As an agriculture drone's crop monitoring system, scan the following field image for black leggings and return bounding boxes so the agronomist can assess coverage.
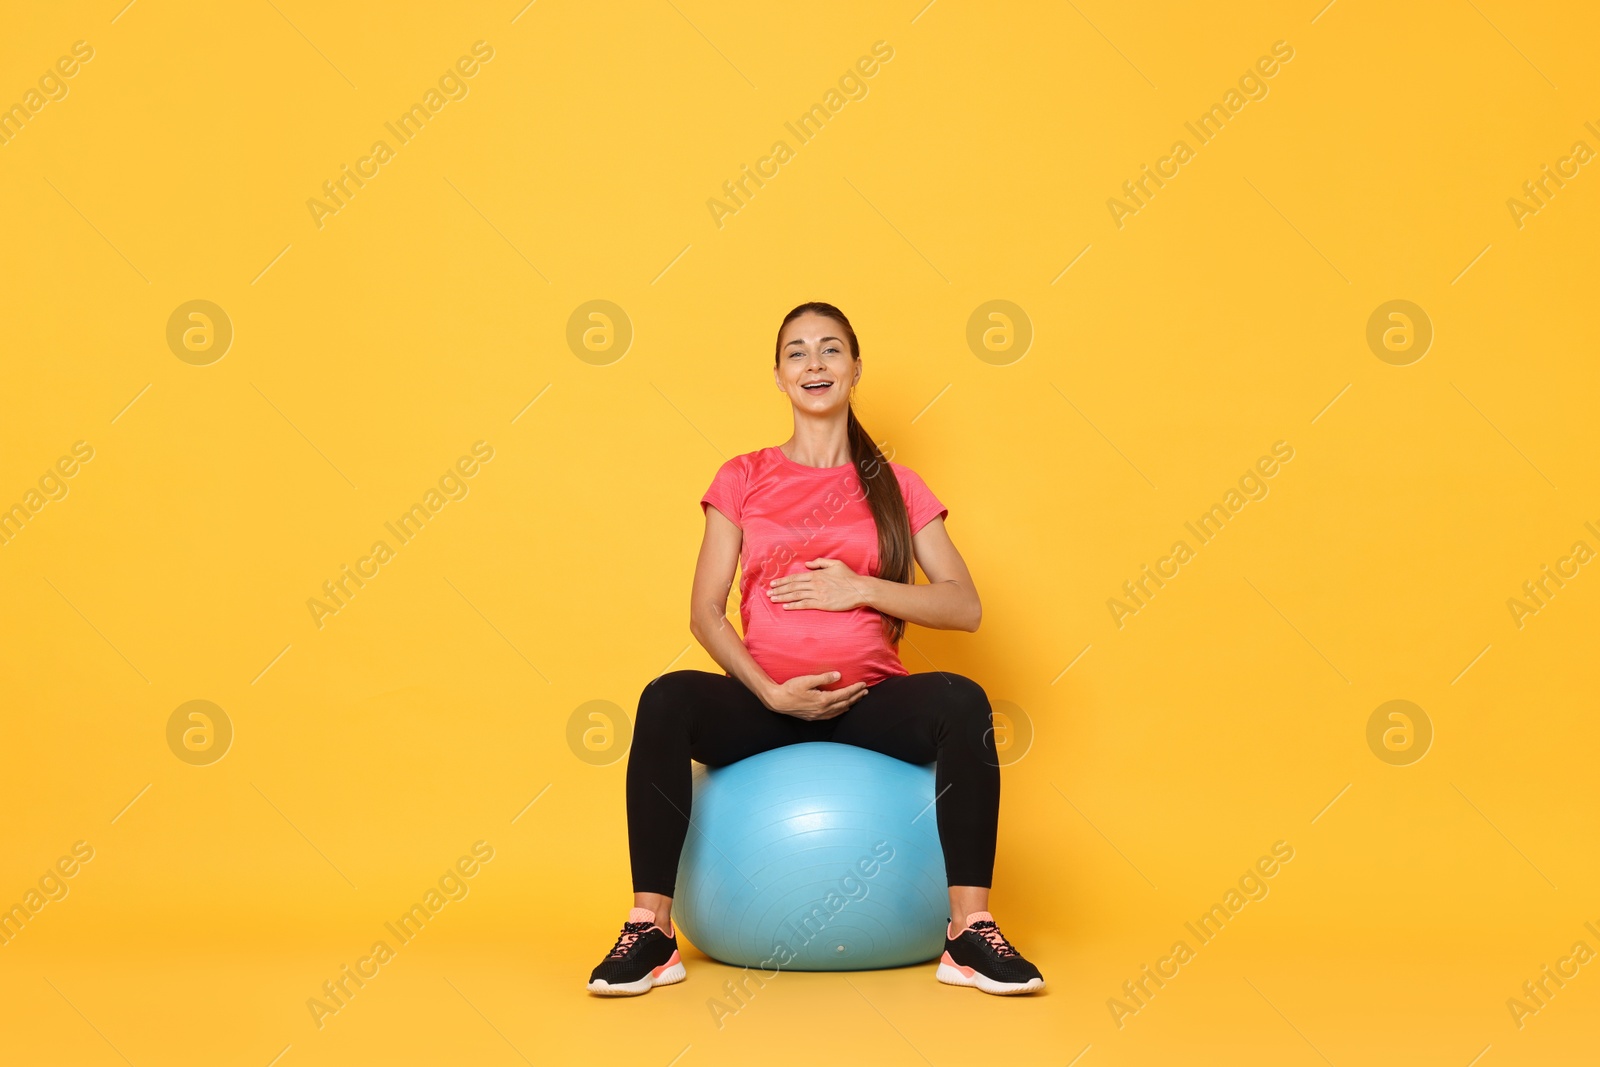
[625,668,1001,895]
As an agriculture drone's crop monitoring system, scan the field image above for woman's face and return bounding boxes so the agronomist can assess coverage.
[774,312,859,411]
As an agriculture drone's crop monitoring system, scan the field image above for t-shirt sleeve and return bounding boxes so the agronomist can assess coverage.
[700,455,748,526]
[897,465,948,535]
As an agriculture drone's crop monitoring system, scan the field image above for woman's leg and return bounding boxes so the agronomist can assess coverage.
[625,669,821,928]
[828,671,1000,928]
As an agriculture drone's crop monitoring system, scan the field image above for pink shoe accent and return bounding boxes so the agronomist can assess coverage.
[651,950,682,977]
[940,951,976,978]
[957,912,1021,958]
[949,910,993,938]
[627,907,674,937]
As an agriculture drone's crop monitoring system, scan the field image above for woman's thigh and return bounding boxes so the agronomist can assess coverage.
[640,669,827,767]
[828,671,995,766]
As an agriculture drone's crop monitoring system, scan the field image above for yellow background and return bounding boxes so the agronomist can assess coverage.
[3,1,1597,1064]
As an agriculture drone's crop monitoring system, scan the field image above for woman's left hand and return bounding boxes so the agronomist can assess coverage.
[767,558,868,612]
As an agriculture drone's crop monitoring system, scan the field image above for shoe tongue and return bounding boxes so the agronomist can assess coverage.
[626,907,657,924]
[964,911,994,927]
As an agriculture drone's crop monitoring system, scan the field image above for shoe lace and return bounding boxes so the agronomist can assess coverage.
[967,920,1019,958]
[607,920,655,959]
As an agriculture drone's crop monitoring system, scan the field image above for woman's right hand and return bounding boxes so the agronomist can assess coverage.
[762,672,868,720]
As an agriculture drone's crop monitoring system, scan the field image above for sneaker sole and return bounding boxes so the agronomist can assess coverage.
[936,960,1044,996]
[587,955,686,997]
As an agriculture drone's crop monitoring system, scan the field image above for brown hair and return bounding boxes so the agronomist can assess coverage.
[774,302,912,646]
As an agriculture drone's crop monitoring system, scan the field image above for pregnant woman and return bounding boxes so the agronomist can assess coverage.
[587,302,1044,997]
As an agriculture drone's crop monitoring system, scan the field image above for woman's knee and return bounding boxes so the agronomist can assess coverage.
[635,669,700,737]
[934,674,991,720]
[951,673,989,703]
[934,674,996,760]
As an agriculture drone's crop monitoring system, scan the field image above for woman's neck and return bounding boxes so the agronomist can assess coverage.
[779,424,851,469]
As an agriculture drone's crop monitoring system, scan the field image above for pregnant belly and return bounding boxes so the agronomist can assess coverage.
[743,599,893,690]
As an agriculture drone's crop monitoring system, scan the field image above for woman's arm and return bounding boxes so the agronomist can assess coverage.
[856,516,981,632]
[688,506,778,699]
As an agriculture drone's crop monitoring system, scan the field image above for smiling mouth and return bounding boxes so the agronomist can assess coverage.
[802,381,833,392]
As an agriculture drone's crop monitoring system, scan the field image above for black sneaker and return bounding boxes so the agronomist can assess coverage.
[587,907,686,996]
[935,911,1044,995]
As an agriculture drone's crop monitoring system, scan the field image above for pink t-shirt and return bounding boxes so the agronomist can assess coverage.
[700,446,948,690]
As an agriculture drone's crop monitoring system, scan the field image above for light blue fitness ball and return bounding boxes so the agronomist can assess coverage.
[671,742,947,971]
